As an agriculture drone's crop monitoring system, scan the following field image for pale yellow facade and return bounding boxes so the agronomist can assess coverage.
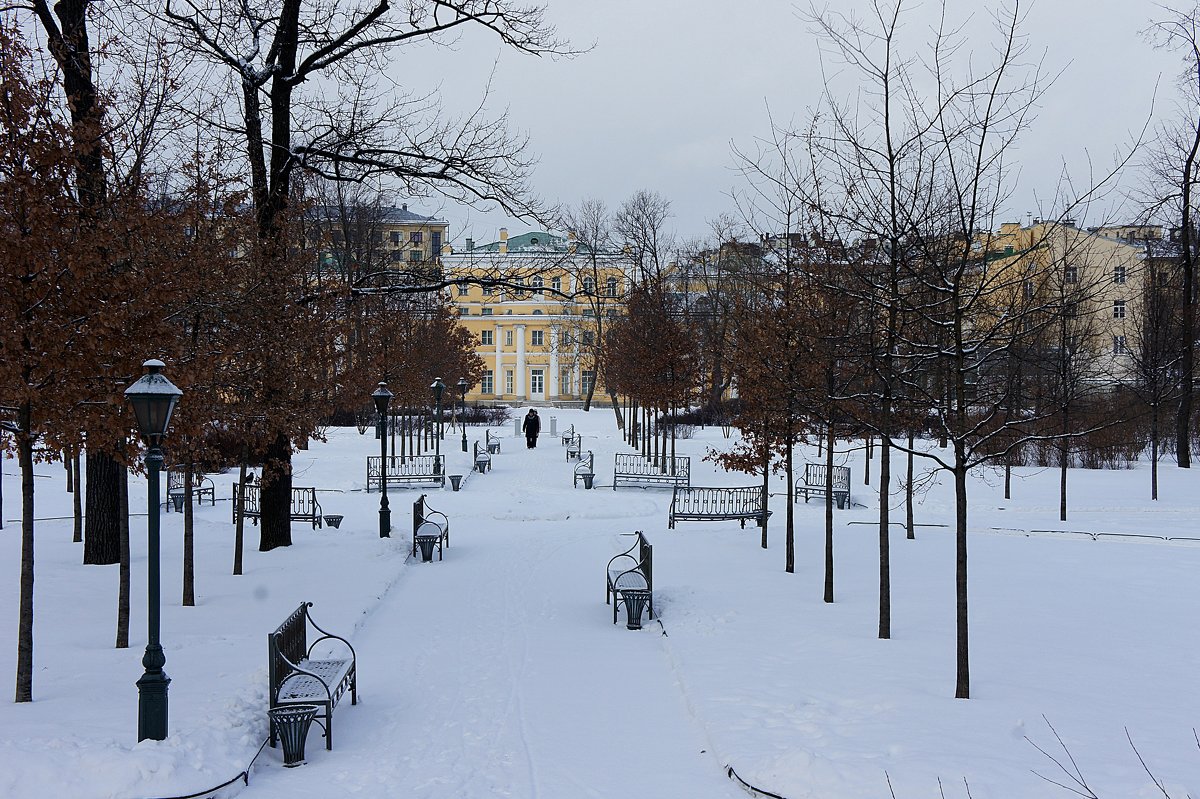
[443,230,628,404]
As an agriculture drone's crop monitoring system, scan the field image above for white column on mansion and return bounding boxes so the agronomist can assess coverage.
[549,326,560,399]
[515,324,527,399]
[494,324,502,397]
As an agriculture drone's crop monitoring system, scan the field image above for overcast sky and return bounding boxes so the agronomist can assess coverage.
[399,0,1185,247]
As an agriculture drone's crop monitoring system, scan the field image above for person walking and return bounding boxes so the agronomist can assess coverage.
[522,408,541,449]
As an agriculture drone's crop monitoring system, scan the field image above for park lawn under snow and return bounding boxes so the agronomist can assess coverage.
[0,407,1198,799]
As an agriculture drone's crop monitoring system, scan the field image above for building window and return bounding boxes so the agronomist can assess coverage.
[1113,300,1126,319]
[390,231,400,245]
[582,331,595,346]
[561,368,571,393]
[481,307,493,316]
[505,329,513,347]
[409,250,422,262]
[391,250,404,262]
[582,308,595,317]
[505,369,514,394]
[1064,264,1078,284]
[583,277,595,294]
[481,370,494,394]
[530,369,544,394]
[1113,335,1127,355]
[1023,279,1035,300]
[607,309,618,318]
[531,330,544,346]
[457,282,468,296]
[606,277,618,296]
[532,309,543,315]
[480,330,493,346]
[532,276,544,294]
[431,232,441,257]
[410,231,423,244]
[582,369,595,395]
[1114,265,1127,284]
[551,276,562,292]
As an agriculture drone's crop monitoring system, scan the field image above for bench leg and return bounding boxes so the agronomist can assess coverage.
[325,707,332,750]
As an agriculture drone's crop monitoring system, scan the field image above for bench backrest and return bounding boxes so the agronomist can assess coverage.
[233,481,262,517]
[614,453,691,480]
[671,486,762,516]
[804,463,850,491]
[367,454,445,480]
[474,441,489,459]
[609,531,653,589]
[574,451,594,474]
[292,487,321,518]
[486,429,497,445]
[268,603,310,701]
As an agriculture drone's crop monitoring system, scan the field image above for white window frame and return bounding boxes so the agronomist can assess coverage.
[1113,300,1126,319]
[480,330,493,346]
[531,329,544,347]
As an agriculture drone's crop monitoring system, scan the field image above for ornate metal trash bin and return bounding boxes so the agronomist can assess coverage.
[621,589,650,630]
[449,474,463,491]
[268,704,320,767]
[581,473,594,490]
[170,494,185,513]
[323,514,343,529]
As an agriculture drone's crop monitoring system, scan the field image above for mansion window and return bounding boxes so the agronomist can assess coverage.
[505,369,514,394]
[481,307,493,315]
[1113,265,1127,284]
[1113,300,1126,319]
[1113,335,1127,355]
[480,330,493,346]
[505,330,514,347]
[409,250,422,262]
[390,231,400,244]
[582,369,595,395]
[606,277,618,296]
[410,231,423,244]
[582,331,595,346]
[481,370,494,394]
[391,250,404,262]
[1064,264,1078,284]
[532,276,544,294]
[583,277,595,294]
[551,276,562,292]
[531,330,544,346]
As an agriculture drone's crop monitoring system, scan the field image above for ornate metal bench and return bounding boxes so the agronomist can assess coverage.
[473,440,492,473]
[669,486,770,529]
[565,433,582,460]
[412,494,449,562]
[366,454,445,491]
[560,425,576,446]
[573,450,595,488]
[612,453,690,490]
[486,429,501,454]
[606,532,653,629]
[268,602,356,751]
[233,480,323,529]
[795,463,850,509]
[166,468,216,512]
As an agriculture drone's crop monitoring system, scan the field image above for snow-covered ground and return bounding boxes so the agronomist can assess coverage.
[1,408,1198,798]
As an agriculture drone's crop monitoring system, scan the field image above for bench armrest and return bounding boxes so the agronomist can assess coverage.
[304,609,357,666]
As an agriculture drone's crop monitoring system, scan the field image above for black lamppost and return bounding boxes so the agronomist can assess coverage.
[372,382,393,538]
[457,377,469,453]
[431,377,445,468]
[124,359,182,742]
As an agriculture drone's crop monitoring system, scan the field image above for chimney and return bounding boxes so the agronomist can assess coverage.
[499,227,509,255]
[465,237,474,251]
[401,203,408,212]
[567,229,577,254]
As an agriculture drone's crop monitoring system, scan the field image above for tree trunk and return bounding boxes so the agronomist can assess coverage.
[785,437,794,574]
[824,423,835,603]
[878,434,891,639]
[259,433,293,551]
[15,408,35,703]
[84,449,124,564]
[609,391,624,430]
[182,468,195,606]
[954,456,970,700]
[906,432,915,540]
[72,451,82,544]
[864,435,872,485]
[1151,404,1160,501]
[233,456,247,575]
[116,465,129,649]
[1059,407,1069,522]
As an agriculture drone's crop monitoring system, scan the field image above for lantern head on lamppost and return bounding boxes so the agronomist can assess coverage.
[125,359,182,448]
[123,358,182,743]
[457,377,469,452]
[372,382,393,538]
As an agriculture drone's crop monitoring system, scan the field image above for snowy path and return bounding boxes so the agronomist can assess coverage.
[254,430,743,798]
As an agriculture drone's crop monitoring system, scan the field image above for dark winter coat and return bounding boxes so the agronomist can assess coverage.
[522,413,541,437]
